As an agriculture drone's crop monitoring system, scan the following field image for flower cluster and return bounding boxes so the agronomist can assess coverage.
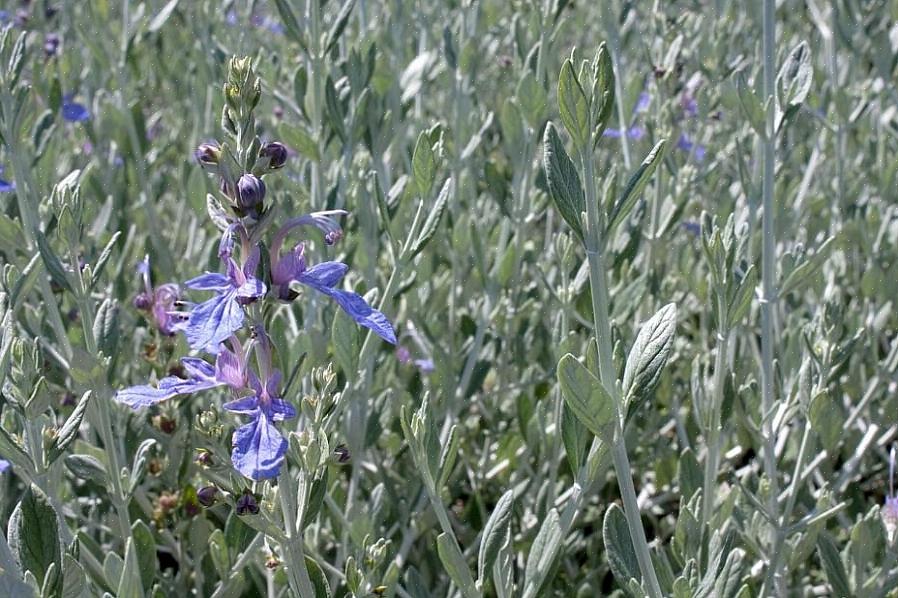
[116,57,395,480]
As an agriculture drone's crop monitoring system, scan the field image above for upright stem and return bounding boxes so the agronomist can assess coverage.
[701,293,729,538]
[581,148,662,597]
[760,0,782,592]
[278,468,316,598]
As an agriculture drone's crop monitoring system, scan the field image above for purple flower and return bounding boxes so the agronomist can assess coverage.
[235,490,259,515]
[676,133,706,162]
[0,166,14,193]
[197,486,218,507]
[269,212,396,344]
[260,142,288,170]
[414,359,435,374]
[0,459,10,473]
[634,92,650,114]
[226,369,296,480]
[195,142,221,166]
[62,95,90,123]
[602,126,645,140]
[236,173,266,213]
[115,343,247,408]
[680,221,701,237]
[682,94,698,118]
[184,249,267,352]
[44,33,60,57]
[134,256,184,336]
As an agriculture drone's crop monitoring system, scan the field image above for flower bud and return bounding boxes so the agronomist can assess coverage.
[44,33,60,58]
[133,292,152,310]
[236,173,265,212]
[195,142,221,166]
[197,485,218,507]
[236,490,260,515]
[260,142,288,170]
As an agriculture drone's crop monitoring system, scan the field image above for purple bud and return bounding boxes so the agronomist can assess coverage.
[133,292,152,310]
[235,490,259,515]
[195,142,221,166]
[195,450,213,466]
[260,142,288,170]
[197,486,218,507]
[324,230,342,246]
[333,444,351,464]
[236,174,266,211]
[44,33,60,57]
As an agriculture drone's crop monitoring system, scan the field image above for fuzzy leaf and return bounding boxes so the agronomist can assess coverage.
[8,485,61,597]
[622,303,677,407]
[557,59,590,149]
[607,140,666,237]
[543,122,585,241]
[412,131,437,197]
[48,391,91,464]
[603,503,640,586]
[558,353,615,442]
[409,177,452,258]
[436,533,477,597]
[478,490,514,583]
[522,509,562,598]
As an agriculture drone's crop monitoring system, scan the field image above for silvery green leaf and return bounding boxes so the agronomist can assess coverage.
[561,403,590,474]
[808,390,842,452]
[492,527,514,598]
[780,236,834,296]
[522,508,561,598]
[324,76,346,143]
[557,353,615,442]
[436,533,477,598]
[607,140,666,239]
[816,532,850,598]
[543,122,585,241]
[279,123,319,160]
[130,520,156,592]
[5,31,26,88]
[331,307,359,375]
[272,0,308,50]
[677,448,702,503]
[591,43,615,137]
[35,231,72,294]
[208,530,229,580]
[65,454,108,486]
[148,0,179,32]
[89,231,122,291]
[734,72,766,138]
[409,177,452,259]
[603,503,640,587]
[30,110,55,164]
[324,0,357,54]
[622,303,677,407]
[557,58,590,149]
[412,131,437,197]
[306,555,332,598]
[776,41,812,130]
[0,425,35,477]
[8,485,61,597]
[93,298,119,356]
[478,489,514,583]
[437,424,460,490]
[726,265,756,328]
[128,439,156,496]
[61,554,85,598]
[516,71,546,128]
[48,391,91,464]
[116,538,142,598]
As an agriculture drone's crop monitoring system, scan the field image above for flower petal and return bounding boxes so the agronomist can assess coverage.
[185,291,244,352]
[223,395,261,415]
[266,398,296,422]
[298,261,348,288]
[231,413,287,480]
[185,272,231,290]
[235,277,267,300]
[215,348,246,389]
[62,101,90,122]
[298,271,396,344]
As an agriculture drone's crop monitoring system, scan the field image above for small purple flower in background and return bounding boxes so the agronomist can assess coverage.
[396,346,412,364]
[634,91,650,114]
[62,94,90,123]
[184,246,266,352]
[681,94,698,118]
[680,221,701,237]
[676,133,706,162]
[44,33,60,57]
[603,126,645,140]
[0,459,10,473]
[0,166,15,193]
[134,256,184,336]
[884,445,898,545]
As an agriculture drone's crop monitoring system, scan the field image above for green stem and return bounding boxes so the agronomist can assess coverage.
[760,0,782,591]
[701,295,729,538]
[581,147,662,597]
[278,468,316,598]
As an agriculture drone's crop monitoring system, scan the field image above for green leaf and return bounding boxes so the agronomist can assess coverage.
[816,532,851,598]
[116,538,142,598]
[780,237,834,296]
[148,0,179,32]
[516,71,546,128]
[591,43,615,138]
[305,555,331,598]
[734,72,766,138]
[437,424,460,490]
[48,391,91,464]
[89,231,122,291]
[522,509,562,598]
[726,265,756,328]
[478,490,514,583]
[8,485,61,597]
[557,59,590,149]
[557,353,615,442]
[92,298,119,356]
[607,140,666,238]
[35,231,72,294]
[603,503,640,586]
[208,529,229,579]
[324,0,357,54]
[0,424,35,477]
[130,520,156,592]
[412,131,437,197]
[6,31,26,88]
[622,303,677,407]
[808,390,842,452]
[436,533,477,597]
[409,177,452,258]
[279,123,319,161]
[777,40,812,130]
[64,454,109,487]
[677,448,702,503]
[30,110,56,165]
[331,308,359,375]
[561,402,590,475]
[272,0,308,49]
[543,122,585,241]
[61,554,85,598]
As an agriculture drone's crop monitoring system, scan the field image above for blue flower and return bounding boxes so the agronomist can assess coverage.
[184,249,267,352]
[0,459,10,473]
[0,166,14,193]
[226,369,296,480]
[676,133,706,162]
[62,95,90,122]
[602,126,645,140]
[634,92,650,114]
[115,345,247,408]
[271,243,396,344]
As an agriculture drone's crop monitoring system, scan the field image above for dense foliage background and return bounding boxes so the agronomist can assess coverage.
[0,0,897,596]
